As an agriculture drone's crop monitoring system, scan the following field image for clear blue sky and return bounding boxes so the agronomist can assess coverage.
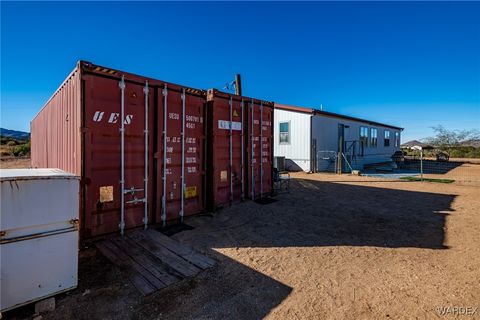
[1,1,479,142]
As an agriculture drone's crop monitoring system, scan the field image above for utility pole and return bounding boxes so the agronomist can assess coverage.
[235,74,242,96]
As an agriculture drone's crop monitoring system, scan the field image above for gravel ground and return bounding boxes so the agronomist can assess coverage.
[4,170,480,320]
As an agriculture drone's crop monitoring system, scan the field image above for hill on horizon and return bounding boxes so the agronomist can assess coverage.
[0,128,30,141]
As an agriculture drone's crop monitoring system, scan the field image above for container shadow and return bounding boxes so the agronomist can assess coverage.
[134,250,292,320]
[179,178,456,250]
[9,244,292,320]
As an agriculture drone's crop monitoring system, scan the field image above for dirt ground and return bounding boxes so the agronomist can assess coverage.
[4,171,480,320]
[0,157,31,169]
[423,162,480,186]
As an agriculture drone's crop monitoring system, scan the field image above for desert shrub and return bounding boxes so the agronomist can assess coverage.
[11,141,30,157]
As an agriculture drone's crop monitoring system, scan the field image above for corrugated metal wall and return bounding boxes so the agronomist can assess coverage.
[30,61,275,238]
[31,67,82,176]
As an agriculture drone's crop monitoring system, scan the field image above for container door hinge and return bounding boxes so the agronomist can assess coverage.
[69,219,80,231]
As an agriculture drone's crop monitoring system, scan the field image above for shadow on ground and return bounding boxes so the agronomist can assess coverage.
[178,178,456,249]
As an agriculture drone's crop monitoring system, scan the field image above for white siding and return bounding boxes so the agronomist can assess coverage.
[274,109,312,171]
[311,114,401,170]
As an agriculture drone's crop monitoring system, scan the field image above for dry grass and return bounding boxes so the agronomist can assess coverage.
[0,157,31,169]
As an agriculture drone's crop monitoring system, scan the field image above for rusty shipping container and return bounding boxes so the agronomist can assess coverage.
[31,61,207,238]
[206,89,274,210]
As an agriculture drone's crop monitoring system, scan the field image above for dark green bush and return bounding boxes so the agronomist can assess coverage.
[11,141,30,157]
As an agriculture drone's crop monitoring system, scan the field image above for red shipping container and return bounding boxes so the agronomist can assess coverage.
[206,90,273,210]
[31,61,206,238]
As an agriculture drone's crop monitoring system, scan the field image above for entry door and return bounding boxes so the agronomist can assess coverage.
[83,74,153,237]
[338,124,345,153]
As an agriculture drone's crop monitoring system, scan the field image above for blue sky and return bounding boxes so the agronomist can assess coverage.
[1,1,479,142]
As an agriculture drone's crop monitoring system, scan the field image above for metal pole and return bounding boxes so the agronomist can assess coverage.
[180,88,186,221]
[162,85,168,226]
[260,101,263,198]
[229,96,233,203]
[338,136,343,174]
[235,74,242,96]
[251,99,255,199]
[119,75,126,236]
[241,99,245,201]
[420,149,423,181]
[143,80,149,229]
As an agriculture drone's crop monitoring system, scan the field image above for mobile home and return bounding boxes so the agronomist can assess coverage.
[274,104,403,172]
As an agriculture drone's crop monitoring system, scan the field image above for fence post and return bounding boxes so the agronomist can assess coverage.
[420,149,424,181]
[337,136,344,174]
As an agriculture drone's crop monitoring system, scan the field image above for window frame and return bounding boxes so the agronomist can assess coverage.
[279,121,291,144]
[370,128,378,148]
[359,126,369,148]
[395,131,400,147]
[384,130,391,147]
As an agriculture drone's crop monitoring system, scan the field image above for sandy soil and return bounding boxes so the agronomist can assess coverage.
[0,157,31,169]
[423,157,480,164]
[5,172,480,320]
[423,162,480,186]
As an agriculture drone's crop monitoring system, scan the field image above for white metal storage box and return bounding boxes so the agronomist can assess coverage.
[0,169,79,312]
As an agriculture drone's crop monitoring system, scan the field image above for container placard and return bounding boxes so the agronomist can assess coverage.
[218,120,242,131]
[185,186,197,199]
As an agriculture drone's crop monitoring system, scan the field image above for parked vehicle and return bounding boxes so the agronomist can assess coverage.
[436,152,450,162]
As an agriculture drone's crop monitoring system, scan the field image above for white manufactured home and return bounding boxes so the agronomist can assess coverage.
[274,104,403,172]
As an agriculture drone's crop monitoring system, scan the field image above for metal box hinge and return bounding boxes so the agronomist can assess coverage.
[69,219,80,230]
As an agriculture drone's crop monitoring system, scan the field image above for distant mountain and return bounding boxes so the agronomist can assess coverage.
[461,139,480,148]
[0,128,30,140]
[402,139,480,148]
[401,140,428,147]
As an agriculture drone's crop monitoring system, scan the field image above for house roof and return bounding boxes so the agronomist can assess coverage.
[275,103,404,131]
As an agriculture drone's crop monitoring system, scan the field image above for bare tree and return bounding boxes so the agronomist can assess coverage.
[424,126,480,151]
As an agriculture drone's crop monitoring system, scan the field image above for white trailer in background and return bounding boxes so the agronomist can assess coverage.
[274,104,403,172]
[0,169,79,312]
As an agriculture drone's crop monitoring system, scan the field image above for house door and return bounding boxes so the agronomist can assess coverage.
[338,124,345,153]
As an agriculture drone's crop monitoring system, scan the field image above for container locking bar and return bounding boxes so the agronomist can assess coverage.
[143,80,149,228]
[161,84,168,226]
[241,99,245,201]
[229,96,233,203]
[180,88,186,221]
[119,75,126,235]
[250,99,255,199]
[260,101,264,198]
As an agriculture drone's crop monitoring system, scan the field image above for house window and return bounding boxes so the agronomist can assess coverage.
[279,122,290,144]
[384,130,391,147]
[360,126,368,147]
[395,132,400,147]
[370,128,378,147]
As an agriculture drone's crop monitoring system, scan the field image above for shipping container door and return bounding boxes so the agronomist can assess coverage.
[156,86,205,225]
[83,75,153,237]
[209,96,245,208]
[247,101,273,199]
